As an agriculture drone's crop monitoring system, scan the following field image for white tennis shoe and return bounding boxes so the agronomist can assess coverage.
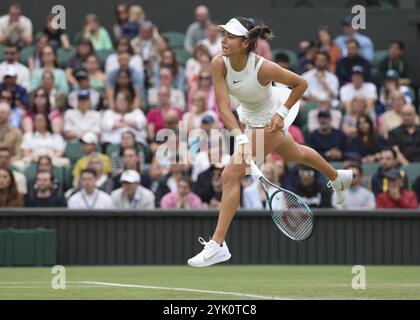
[188,237,231,267]
[328,169,353,205]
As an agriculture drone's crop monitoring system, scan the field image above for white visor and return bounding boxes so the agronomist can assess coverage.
[218,18,249,37]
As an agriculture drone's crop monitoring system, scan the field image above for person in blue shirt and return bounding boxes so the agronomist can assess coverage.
[335,15,374,63]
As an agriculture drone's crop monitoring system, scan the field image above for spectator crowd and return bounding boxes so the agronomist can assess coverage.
[0,3,419,210]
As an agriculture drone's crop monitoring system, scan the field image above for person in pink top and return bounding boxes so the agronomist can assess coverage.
[160,176,203,209]
[146,85,183,142]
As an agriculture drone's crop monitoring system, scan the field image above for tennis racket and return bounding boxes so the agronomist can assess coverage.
[249,160,314,241]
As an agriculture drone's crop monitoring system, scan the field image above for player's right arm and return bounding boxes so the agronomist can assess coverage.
[211,55,241,135]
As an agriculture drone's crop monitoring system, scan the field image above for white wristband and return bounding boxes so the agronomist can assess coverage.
[276,105,289,119]
[235,134,250,145]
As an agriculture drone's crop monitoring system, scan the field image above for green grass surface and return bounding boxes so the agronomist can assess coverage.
[0,266,419,300]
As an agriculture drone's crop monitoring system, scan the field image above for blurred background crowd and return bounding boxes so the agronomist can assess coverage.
[0,3,419,210]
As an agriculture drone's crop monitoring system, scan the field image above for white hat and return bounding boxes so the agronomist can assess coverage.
[218,18,249,37]
[80,132,98,144]
[120,170,140,183]
[3,64,17,77]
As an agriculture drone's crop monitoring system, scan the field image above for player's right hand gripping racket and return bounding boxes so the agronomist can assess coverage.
[250,160,314,241]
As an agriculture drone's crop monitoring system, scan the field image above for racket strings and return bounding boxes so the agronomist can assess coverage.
[270,191,313,240]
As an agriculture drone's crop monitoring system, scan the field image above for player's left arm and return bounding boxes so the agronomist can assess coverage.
[258,60,307,131]
[259,60,308,110]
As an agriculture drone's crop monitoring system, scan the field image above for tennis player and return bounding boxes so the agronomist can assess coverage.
[188,17,353,267]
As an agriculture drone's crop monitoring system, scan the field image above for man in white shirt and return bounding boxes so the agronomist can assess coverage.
[67,69,100,109]
[339,65,377,114]
[0,3,33,46]
[0,44,30,90]
[64,89,101,140]
[302,51,339,107]
[111,170,155,209]
[68,168,114,209]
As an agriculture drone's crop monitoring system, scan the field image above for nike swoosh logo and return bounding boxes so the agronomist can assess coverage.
[203,252,219,261]
[233,80,241,84]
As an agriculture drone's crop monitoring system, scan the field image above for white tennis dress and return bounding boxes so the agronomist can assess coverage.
[222,52,300,131]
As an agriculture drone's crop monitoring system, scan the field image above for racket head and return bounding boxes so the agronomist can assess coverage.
[261,177,314,241]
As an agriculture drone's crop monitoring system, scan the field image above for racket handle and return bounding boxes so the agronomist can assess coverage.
[250,160,263,179]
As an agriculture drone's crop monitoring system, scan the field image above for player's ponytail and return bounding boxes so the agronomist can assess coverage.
[235,17,274,53]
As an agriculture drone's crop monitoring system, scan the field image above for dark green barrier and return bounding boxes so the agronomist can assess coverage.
[0,228,57,266]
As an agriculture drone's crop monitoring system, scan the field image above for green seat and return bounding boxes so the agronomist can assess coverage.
[373,50,388,68]
[362,162,380,177]
[402,162,420,184]
[64,141,84,165]
[298,101,318,126]
[24,162,65,183]
[96,49,115,66]
[173,48,191,66]
[19,45,35,66]
[163,31,185,49]
[73,32,83,45]
[106,143,152,165]
[57,46,76,68]
[0,44,5,61]
[330,161,344,170]
[271,48,299,71]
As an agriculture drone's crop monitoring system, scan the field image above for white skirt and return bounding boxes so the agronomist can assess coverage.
[237,86,300,132]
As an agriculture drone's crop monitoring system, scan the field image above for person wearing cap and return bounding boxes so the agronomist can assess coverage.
[0,3,33,46]
[339,65,377,114]
[301,51,339,104]
[307,109,348,161]
[335,39,372,86]
[184,5,212,53]
[71,132,111,188]
[111,170,155,209]
[307,96,342,133]
[376,168,418,209]
[378,40,411,86]
[379,69,413,108]
[67,69,100,109]
[63,89,101,140]
[65,38,96,87]
[334,15,374,63]
[388,104,420,163]
[0,64,29,111]
[67,168,114,209]
[188,17,353,268]
[0,43,30,90]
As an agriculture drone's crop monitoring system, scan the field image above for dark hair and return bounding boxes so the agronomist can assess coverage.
[115,3,129,24]
[35,170,53,182]
[0,167,22,207]
[76,38,95,58]
[81,168,97,178]
[317,26,334,46]
[6,43,20,52]
[346,39,360,48]
[115,36,134,55]
[34,112,52,133]
[275,52,289,63]
[235,17,274,53]
[345,162,363,175]
[381,146,397,159]
[0,89,15,107]
[177,176,192,189]
[0,147,10,154]
[356,114,377,147]
[120,133,138,156]
[316,50,330,62]
[115,70,135,100]
[389,40,404,50]
[30,88,51,115]
[40,45,58,68]
[161,48,180,76]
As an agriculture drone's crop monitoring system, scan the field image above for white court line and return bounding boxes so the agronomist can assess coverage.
[78,281,293,300]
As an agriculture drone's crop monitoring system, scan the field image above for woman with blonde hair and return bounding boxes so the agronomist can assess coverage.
[83,14,113,51]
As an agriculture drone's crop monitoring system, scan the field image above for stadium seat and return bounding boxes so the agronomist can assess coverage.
[173,48,192,66]
[298,101,318,135]
[73,32,83,44]
[19,45,34,66]
[57,46,77,68]
[402,162,420,184]
[0,44,5,61]
[362,162,380,177]
[373,50,388,68]
[330,161,344,170]
[24,162,65,195]
[163,31,185,49]
[271,48,299,71]
[64,141,84,165]
[96,48,115,66]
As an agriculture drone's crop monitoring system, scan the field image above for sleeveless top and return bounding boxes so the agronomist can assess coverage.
[222,52,300,129]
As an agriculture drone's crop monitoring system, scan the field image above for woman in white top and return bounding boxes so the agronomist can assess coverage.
[188,17,354,267]
[20,113,68,169]
[101,90,147,145]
